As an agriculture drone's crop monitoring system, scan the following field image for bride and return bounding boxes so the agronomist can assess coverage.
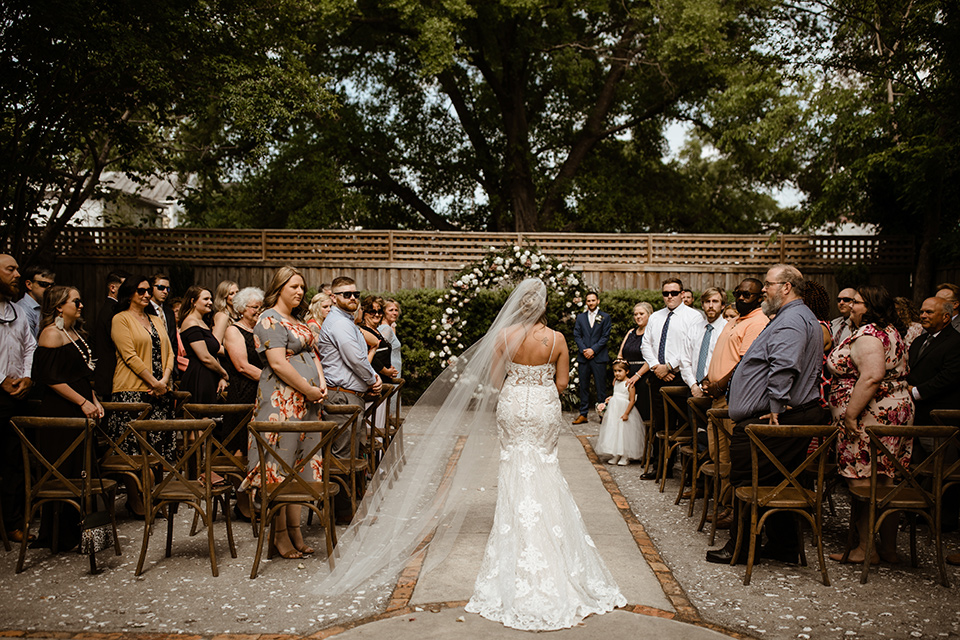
[315,279,625,630]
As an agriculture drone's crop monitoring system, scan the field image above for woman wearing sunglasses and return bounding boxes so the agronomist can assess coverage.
[108,275,177,515]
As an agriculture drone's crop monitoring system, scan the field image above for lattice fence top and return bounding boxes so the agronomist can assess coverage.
[23,228,913,270]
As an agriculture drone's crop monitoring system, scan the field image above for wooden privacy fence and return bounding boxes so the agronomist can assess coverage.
[22,227,915,301]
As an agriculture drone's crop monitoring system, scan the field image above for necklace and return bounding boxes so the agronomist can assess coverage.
[61,326,97,372]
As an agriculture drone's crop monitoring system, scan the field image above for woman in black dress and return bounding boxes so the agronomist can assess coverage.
[357,296,398,382]
[178,286,229,404]
[32,285,105,550]
[617,302,653,421]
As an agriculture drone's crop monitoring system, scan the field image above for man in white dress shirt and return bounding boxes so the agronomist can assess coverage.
[639,278,703,479]
[0,254,37,542]
[830,287,856,345]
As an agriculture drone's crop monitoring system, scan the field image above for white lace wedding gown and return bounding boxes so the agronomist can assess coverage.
[465,361,627,630]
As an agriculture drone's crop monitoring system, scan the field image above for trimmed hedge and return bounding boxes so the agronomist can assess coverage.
[369,287,687,406]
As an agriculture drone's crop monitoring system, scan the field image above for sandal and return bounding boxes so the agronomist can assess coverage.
[290,525,315,555]
[272,527,303,559]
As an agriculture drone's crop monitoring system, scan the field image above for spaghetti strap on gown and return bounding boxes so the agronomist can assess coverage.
[465,339,626,630]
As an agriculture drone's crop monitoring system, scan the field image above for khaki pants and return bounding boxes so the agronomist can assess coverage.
[709,396,733,507]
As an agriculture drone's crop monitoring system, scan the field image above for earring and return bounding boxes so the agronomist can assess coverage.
[55,314,64,331]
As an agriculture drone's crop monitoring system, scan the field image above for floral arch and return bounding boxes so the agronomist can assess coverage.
[429,244,588,370]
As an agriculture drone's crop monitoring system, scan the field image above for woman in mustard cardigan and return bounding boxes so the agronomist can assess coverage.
[106,275,177,514]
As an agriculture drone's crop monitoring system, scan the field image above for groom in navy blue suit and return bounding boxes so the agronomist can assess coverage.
[573,292,612,424]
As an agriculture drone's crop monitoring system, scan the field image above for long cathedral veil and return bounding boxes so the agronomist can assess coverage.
[313,278,549,614]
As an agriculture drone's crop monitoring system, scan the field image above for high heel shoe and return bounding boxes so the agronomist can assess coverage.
[289,525,314,555]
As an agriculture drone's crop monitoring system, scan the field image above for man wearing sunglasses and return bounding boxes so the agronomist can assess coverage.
[639,278,703,479]
[699,278,768,527]
[316,277,382,518]
[146,273,178,352]
[14,265,55,339]
[830,287,857,345]
[0,254,36,544]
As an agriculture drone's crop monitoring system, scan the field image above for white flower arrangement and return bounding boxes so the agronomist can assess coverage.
[427,244,587,372]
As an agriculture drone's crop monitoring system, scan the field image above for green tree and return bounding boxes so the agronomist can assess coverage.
[0,0,335,264]
[187,0,790,233]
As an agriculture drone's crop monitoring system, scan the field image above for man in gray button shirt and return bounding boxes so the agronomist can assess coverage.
[706,264,827,565]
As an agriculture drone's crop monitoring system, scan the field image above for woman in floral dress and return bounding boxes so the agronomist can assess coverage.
[826,284,913,564]
[240,266,327,559]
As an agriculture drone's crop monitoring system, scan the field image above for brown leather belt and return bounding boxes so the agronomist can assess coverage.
[327,385,364,396]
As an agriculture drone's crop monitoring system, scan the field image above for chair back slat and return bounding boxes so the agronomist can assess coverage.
[248,421,342,501]
[129,419,216,502]
[865,425,960,511]
[183,403,255,473]
[10,417,92,501]
[745,424,839,509]
[97,402,152,469]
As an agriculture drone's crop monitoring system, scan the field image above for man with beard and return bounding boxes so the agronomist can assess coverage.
[706,265,825,565]
[316,276,382,523]
[699,278,768,527]
[0,254,37,543]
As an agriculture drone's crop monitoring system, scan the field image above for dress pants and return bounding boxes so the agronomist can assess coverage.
[647,376,689,471]
[0,394,27,531]
[578,358,607,417]
[323,388,365,519]
[725,403,828,554]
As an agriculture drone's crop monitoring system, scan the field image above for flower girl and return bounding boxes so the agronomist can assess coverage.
[595,360,645,465]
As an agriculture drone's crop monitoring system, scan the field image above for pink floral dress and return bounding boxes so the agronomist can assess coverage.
[826,323,914,478]
[240,309,324,491]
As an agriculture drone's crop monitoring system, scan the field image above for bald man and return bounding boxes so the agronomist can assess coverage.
[935,283,960,333]
[907,297,960,426]
[830,287,857,345]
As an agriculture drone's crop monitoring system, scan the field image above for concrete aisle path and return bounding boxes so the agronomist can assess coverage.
[329,425,739,640]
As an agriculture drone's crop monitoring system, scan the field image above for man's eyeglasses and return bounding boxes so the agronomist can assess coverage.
[135,287,151,296]
[0,303,18,325]
[837,297,854,303]
[154,284,169,291]
[334,291,361,299]
[662,290,681,297]
[763,281,786,289]
[733,290,757,299]
[33,280,53,289]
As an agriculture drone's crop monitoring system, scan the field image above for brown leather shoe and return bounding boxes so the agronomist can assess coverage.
[681,488,700,500]
[947,552,960,566]
[9,528,36,543]
[707,507,732,523]
[572,415,588,425]
[715,512,734,530]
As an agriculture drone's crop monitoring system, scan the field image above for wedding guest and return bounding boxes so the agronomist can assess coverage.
[15,265,55,338]
[722,304,739,321]
[239,267,326,558]
[617,302,652,421]
[827,285,914,564]
[379,298,403,414]
[108,275,176,514]
[92,270,128,400]
[0,254,36,543]
[178,286,229,405]
[146,273,177,353]
[306,291,333,336]
[212,280,239,344]
[894,297,923,349]
[357,296,397,382]
[31,285,104,550]
[316,276,381,523]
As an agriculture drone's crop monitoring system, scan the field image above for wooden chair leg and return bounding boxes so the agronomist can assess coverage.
[697,474,711,533]
[674,451,691,505]
[743,506,759,586]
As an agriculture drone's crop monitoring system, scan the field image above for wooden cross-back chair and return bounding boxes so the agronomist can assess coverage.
[733,424,839,586]
[697,408,732,545]
[847,424,960,587]
[657,386,692,492]
[364,381,404,474]
[129,418,237,577]
[10,416,121,574]
[97,402,152,510]
[182,403,255,535]
[323,404,366,521]
[930,410,960,496]
[676,396,712,512]
[247,420,343,578]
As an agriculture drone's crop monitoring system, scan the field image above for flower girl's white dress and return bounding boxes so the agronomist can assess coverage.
[594,380,645,462]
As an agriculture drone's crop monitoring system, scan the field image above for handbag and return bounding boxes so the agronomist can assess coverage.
[78,461,114,555]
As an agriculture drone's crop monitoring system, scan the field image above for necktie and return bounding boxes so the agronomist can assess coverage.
[589,311,595,328]
[696,324,713,381]
[658,311,673,365]
[917,334,933,359]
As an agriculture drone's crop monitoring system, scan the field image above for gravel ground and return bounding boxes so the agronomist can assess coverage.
[571,412,960,640]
